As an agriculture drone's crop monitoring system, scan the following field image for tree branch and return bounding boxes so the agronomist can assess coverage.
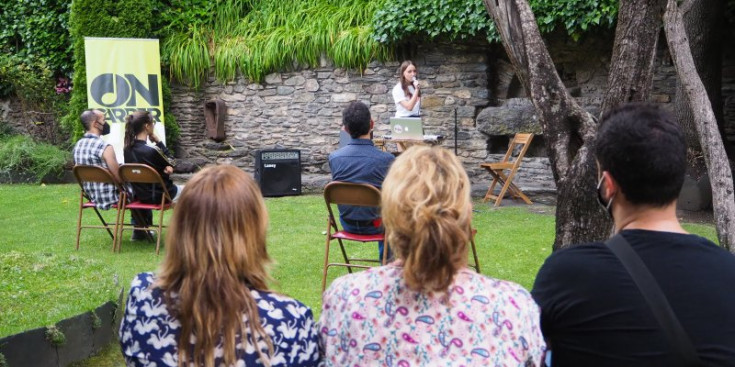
[483,0,607,248]
[664,0,735,249]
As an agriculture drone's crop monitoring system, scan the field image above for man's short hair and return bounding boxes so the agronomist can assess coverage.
[342,101,371,139]
[595,103,686,206]
[79,109,98,131]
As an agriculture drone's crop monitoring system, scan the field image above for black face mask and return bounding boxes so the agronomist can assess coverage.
[100,121,111,136]
[596,176,614,217]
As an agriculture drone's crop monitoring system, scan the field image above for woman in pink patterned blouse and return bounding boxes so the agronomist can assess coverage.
[319,146,546,366]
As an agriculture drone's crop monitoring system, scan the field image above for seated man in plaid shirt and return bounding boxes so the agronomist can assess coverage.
[72,109,150,240]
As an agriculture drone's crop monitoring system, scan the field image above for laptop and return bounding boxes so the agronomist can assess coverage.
[389,117,424,140]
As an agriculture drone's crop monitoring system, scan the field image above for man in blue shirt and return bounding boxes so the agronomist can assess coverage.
[329,101,395,262]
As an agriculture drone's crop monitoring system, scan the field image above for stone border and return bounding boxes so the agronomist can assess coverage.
[0,288,123,367]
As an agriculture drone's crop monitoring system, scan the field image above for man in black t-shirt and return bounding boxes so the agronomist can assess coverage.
[532,103,735,366]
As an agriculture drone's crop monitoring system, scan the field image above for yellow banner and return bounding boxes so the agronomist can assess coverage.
[84,37,165,162]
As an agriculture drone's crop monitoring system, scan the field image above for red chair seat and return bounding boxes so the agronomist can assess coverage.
[82,201,119,209]
[124,201,172,210]
[332,231,385,242]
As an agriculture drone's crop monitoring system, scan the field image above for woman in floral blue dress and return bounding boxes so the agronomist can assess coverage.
[319,146,546,366]
[119,165,321,367]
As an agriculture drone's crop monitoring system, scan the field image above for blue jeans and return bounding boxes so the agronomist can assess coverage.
[339,217,392,263]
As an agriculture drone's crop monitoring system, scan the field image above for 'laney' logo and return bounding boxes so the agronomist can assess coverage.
[89,74,162,122]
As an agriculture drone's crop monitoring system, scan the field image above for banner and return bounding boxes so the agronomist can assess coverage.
[84,37,165,162]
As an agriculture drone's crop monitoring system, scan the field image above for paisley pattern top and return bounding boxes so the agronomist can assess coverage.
[319,264,546,366]
[119,272,322,367]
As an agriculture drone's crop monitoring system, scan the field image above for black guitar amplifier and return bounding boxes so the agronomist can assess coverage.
[254,149,302,197]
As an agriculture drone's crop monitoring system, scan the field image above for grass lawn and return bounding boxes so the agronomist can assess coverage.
[0,183,718,366]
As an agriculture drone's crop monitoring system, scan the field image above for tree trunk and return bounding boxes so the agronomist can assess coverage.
[600,0,666,115]
[673,0,730,177]
[664,0,735,250]
[482,0,608,249]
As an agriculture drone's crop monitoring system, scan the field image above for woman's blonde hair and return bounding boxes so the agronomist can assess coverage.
[382,146,472,293]
[155,165,274,367]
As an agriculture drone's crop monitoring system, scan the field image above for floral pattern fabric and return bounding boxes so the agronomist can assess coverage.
[119,272,322,367]
[319,264,545,366]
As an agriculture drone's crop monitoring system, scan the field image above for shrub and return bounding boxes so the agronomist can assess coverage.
[0,55,71,146]
[0,55,61,110]
[0,135,71,182]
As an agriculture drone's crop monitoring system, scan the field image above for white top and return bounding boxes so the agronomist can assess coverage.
[392,82,420,117]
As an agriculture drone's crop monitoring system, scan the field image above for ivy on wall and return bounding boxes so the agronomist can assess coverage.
[0,0,73,123]
[373,0,618,44]
[372,0,496,43]
[0,0,73,76]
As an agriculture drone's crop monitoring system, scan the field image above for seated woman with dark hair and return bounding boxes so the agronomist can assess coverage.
[319,146,546,366]
[123,110,182,204]
[119,165,321,367]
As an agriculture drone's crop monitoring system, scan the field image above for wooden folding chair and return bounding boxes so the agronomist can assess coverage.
[323,181,386,291]
[72,165,124,251]
[480,133,534,206]
[117,163,174,255]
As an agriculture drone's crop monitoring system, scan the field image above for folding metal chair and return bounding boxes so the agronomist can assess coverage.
[480,133,534,206]
[72,165,124,251]
[323,181,386,291]
[117,163,174,255]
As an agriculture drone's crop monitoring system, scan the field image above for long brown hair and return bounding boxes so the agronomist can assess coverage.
[155,165,274,367]
[382,146,472,293]
[399,60,416,98]
[124,110,152,150]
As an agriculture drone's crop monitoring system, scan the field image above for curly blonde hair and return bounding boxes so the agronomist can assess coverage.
[382,146,472,293]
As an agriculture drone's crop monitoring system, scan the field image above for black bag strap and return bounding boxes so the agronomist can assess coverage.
[606,234,703,366]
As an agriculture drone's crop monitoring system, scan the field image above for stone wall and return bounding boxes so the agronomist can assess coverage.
[170,42,517,194]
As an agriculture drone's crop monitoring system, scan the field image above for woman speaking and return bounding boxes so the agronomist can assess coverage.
[392,60,421,117]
